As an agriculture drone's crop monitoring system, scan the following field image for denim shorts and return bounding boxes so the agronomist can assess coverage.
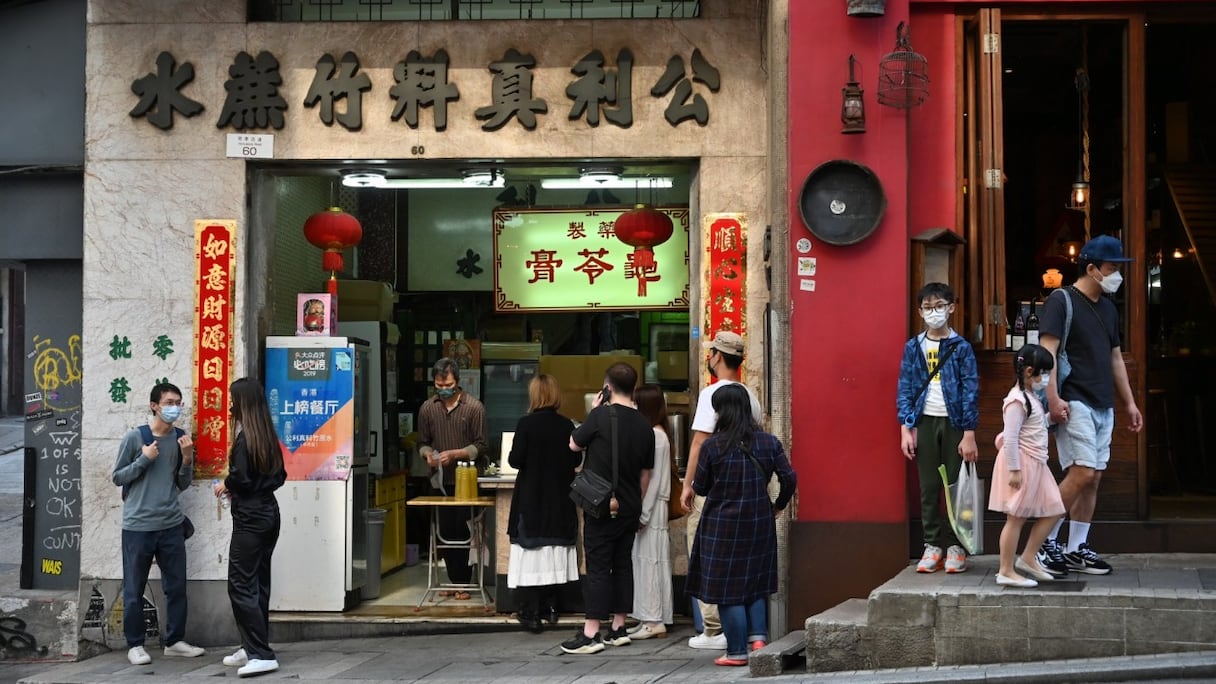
[1055,400,1114,471]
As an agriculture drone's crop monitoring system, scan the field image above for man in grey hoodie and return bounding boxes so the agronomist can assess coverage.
[111,382,206,666]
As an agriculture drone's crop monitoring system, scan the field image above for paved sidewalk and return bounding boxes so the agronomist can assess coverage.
[5,627,1216,684]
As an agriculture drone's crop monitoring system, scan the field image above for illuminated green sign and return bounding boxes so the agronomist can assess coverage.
[493,207,690,312]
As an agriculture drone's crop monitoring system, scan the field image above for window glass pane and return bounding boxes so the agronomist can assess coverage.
[250,0,701,22]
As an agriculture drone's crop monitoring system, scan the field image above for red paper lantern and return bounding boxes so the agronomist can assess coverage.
[614,204,674,296]
[303,206,362,296]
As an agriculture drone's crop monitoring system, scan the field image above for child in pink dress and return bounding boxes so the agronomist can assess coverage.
[989,344,1066,588]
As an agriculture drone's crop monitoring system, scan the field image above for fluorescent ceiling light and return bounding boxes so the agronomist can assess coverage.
[341,169,505,189]
[341,170,387,188]
[541,177,674,189]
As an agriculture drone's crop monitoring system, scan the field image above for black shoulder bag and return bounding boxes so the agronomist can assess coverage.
[569,405,618,519]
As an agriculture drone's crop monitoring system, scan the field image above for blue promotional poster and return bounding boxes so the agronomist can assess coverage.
[265,337,357,481]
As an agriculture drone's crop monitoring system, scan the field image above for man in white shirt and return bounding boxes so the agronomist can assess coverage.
[679,331,762,650]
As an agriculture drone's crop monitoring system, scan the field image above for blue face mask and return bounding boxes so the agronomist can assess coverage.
[160,405,183,423]
[436,387,458,400]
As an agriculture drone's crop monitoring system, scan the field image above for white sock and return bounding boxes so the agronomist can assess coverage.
[1067,521,1091,552]
[1049,518,1065,541]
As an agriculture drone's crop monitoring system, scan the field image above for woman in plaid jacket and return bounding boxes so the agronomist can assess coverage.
[686,384,797,666]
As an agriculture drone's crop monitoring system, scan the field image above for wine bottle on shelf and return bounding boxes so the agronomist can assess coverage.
[1011,307,1026,350]
[1026,302,1040,345]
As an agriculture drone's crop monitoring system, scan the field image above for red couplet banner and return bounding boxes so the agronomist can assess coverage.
[192,220,236,478]
[703,214,747,381]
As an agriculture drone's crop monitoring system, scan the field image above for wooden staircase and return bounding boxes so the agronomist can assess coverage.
[1163,165,1216,307]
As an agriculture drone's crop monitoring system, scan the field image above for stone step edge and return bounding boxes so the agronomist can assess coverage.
[749,629,807,677]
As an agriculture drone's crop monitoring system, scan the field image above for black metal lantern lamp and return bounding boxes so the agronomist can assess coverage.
[878,22,929,109]
[841,55,866,134]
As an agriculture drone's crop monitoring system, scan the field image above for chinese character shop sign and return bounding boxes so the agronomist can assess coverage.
[193,220,236,478]
[128,47,719,131]
[704,213,747,340]
[494,208,689,312]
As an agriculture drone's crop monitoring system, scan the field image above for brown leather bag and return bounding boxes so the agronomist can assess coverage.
[668,451,686,521]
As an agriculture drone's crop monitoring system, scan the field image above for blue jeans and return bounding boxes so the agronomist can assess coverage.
[122,526,188,648]
[720,598,767,658]
[691,597,704,633]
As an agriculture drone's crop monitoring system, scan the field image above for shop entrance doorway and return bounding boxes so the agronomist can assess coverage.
[250,159,695,613]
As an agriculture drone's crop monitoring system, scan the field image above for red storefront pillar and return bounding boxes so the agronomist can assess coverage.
[786,0,917,621]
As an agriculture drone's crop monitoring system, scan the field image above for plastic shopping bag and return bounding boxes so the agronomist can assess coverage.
[938,463,984,555]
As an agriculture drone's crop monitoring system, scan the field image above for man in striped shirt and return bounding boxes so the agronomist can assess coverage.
[418,357,488,588]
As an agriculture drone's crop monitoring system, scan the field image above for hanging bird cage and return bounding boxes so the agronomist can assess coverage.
[878,22,929,109]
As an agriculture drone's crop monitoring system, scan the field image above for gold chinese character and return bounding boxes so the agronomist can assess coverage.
[200,324,227,351]
[712,224,739,252]
[202,233,229,260]
[204,263,227,291]
[202,357,224,381]
[201,386,224,411]
[202,415,224,441]
[201,295,226,321]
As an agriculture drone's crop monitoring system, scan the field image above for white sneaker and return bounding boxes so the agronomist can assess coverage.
[223,648,249,667]
[688,632,727,650]
[127,646,151,665]
[238,658,279,677]
[944,545,968,574]
[164,640,206,657]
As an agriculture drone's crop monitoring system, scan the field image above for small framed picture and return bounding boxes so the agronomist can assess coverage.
[297,293,335,336]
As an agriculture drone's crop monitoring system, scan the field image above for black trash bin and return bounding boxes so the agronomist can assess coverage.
[365,508,387,599]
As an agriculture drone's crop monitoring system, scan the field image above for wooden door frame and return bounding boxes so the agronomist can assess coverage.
[955,7,1149,517]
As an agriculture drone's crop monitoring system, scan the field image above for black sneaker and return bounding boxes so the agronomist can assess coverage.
[1036,538,1070,577]
[560,631,605,654]
[1063,543,1112,575]
[604,626,632,647]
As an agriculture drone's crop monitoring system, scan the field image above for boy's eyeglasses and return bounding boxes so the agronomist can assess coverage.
[920,304,950,314]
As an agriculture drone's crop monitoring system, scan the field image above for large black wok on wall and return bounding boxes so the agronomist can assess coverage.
[797,160,886,246]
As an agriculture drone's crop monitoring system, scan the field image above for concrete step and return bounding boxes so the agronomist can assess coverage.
[805,554,1216,673]
[0,593,78,662]
[749,629,806,677]
[805,597,879,673]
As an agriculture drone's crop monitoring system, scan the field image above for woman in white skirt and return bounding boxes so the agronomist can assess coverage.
[506,374,580,632]
[627,384,673,639]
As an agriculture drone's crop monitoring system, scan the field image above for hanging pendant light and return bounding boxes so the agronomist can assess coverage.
[1066,66,1091,212]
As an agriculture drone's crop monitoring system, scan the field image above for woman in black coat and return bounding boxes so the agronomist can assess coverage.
[506,374,579,633]
[212,377,287,677]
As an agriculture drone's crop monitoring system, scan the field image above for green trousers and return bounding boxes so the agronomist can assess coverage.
[915,415,963,549]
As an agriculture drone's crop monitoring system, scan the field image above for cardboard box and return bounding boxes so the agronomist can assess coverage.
[336,279,397,322]
[297,293,335,336]
[657,351,689,381]
[539,354,643,422]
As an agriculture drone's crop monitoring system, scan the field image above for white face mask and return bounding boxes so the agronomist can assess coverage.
[1095,269,1123,294]
[1031,372,1050,391]
[921,309,949,330]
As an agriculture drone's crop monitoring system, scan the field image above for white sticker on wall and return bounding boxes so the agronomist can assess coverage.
[797,257,817,277]
[799,279,816,292]
[796,237,812,254]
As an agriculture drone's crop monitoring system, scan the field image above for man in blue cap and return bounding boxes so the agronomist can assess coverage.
[1035,235,1143,576]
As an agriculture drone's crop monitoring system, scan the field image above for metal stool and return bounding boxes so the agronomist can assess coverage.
[1147,388,1181,495]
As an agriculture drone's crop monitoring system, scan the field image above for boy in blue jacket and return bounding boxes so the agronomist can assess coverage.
[897,283,979,573]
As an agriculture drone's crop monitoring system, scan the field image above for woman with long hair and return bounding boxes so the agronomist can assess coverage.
[506,374,579,633]
[686,384,796,667]
[213,377,287,677]
[627,384,673,639]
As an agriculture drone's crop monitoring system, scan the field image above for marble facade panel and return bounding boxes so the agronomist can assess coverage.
[87,25,249,161]
[88,0,244,25]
